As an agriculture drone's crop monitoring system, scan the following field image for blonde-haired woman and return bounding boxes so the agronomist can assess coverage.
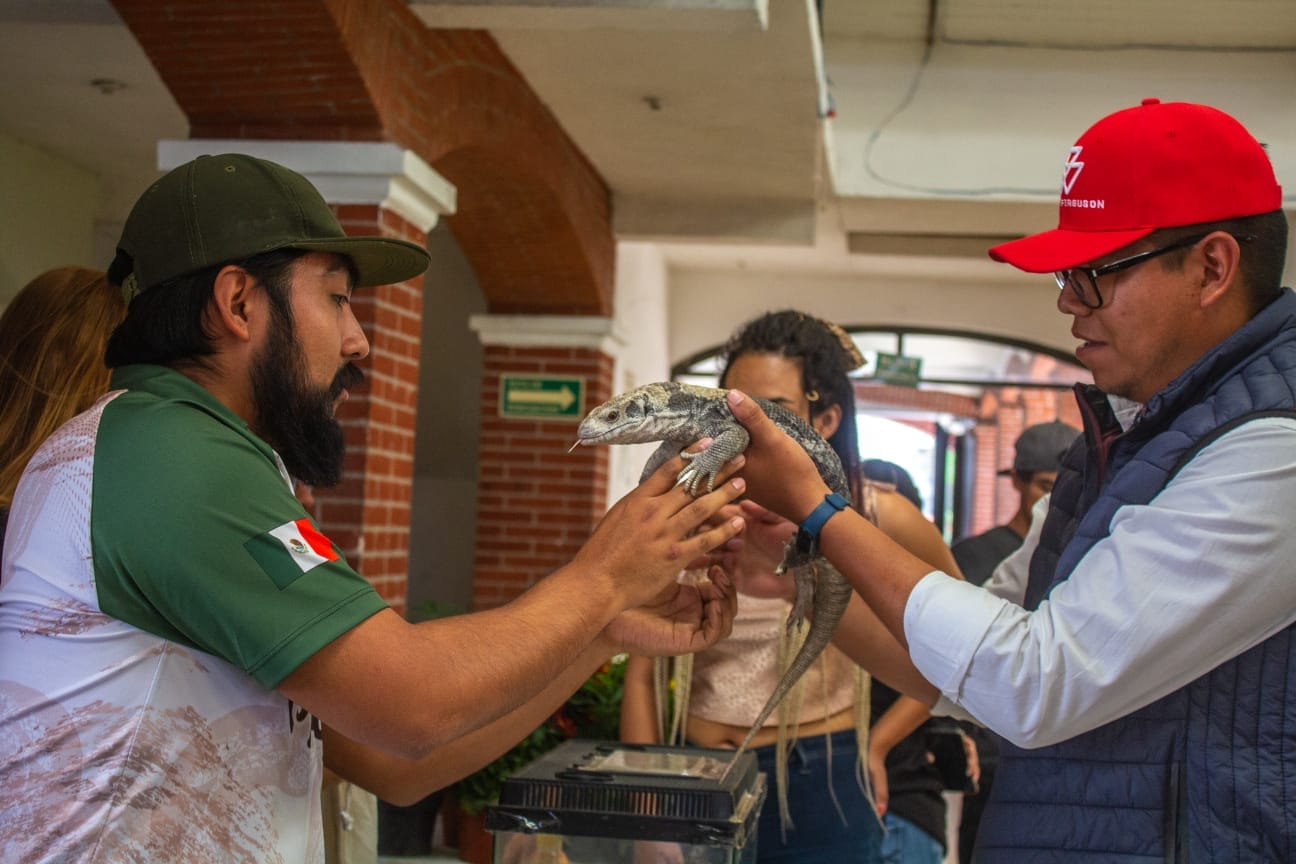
[0,267,126,544]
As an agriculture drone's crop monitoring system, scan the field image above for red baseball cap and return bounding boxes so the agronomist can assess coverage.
[989,98,1283,273]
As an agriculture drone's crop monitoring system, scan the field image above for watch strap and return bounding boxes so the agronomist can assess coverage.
[795,492,850,555]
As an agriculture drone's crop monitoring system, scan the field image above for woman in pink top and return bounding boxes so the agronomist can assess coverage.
[620,310,967,863]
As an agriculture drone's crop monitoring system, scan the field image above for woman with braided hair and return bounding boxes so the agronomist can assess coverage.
[621,310,964,863]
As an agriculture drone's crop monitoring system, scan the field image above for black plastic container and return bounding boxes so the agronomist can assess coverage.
[485,739,766,863]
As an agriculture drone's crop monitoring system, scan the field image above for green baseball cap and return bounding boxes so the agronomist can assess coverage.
[108,153,431,297]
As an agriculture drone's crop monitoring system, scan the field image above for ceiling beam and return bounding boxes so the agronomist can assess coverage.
[409,0,769,31]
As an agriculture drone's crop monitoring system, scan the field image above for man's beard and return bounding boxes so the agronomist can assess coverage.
[250,312,364,488]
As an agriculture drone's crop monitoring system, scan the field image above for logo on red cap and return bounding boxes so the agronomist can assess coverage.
[1062,146,1085,194]
[1060,145,1105,211]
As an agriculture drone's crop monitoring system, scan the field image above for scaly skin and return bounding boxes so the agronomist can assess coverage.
[576,381,855,768]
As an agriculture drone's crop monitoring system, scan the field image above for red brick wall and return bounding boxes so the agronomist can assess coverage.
[474,346,613,609]
[326,0,614,314]
[113,0,615,312]
[965,394,1025,536]
[113,0,619,613]
[856,382,979,417]
[109,0,385,141]
[311,205,425,613]
[963,377,1084,537]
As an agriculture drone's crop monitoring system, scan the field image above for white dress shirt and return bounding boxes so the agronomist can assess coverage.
[905,415,1296,749]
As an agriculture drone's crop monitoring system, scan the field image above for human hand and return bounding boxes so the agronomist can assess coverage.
[961,729,981,792]
[632,840,685,864]
[725,390,830,524]
[722,502,795,599]
[574,448,746,611]
[605,566,736,656]
[866,743,890,817]
[498,834,537,864]
[682,501,747,573]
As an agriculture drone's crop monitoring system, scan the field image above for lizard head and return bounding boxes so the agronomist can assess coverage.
[574,389,660,445]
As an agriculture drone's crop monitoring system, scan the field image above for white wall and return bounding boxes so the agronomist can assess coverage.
[407,223,487,617]
[605,241,673,504]
[825,40,1296,211]
[0,131,100,308]
[667,259,1070,367]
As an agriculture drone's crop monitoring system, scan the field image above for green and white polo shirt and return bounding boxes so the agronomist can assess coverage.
[0,364,388,863]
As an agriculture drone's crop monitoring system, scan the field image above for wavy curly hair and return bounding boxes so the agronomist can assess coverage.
[719,309,864,490]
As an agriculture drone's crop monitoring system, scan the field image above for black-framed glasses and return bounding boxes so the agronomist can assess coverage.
[1054,232,1238,309]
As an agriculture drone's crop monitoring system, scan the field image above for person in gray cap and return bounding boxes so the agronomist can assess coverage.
[0,154,741,863]
[951,420,1080,588]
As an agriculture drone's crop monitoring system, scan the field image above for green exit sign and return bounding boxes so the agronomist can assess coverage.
[873,352,923,388]
[499,374,585,419]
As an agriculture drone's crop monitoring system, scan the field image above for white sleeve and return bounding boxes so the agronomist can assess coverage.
[906,417,1296,747]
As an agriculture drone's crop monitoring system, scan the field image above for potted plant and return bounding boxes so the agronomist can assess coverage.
[449,655,627,862]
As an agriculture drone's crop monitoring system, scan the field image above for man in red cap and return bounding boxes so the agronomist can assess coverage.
[723,100,1296,862]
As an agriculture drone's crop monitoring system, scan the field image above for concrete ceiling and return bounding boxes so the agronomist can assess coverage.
[1,0,1292,289]
[0,0,187,224]
[412,0,827,243]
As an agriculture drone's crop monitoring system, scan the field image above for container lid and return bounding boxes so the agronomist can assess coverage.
[485,740,766,847]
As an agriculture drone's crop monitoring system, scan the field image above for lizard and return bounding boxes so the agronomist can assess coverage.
[573,380,856,772]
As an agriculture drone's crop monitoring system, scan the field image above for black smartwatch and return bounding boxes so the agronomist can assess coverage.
[794,492,851,555]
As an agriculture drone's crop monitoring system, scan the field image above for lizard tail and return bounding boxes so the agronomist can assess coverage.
[722,625,805,778]
[720,562,855,781]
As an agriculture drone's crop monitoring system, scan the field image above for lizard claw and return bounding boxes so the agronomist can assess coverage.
[675,464,719,496]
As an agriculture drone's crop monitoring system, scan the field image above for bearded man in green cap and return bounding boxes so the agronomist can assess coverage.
[0,154,742,862]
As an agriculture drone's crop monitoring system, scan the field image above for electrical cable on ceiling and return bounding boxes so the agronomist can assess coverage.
[858,0,1296,201]
[861,0,1057,198]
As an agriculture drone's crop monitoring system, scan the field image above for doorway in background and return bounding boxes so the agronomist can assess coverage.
[673,326,1090,542]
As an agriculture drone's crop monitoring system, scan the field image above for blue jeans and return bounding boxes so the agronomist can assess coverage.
[880,812,944,864]
[751,729,883,863]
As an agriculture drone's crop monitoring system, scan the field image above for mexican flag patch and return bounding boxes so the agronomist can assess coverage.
[245,518,341,589]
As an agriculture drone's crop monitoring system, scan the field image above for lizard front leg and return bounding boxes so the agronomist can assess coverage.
[676,426,750,495]
[638,441,686,483]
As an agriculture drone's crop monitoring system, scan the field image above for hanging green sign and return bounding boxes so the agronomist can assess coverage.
[873,352,923,388]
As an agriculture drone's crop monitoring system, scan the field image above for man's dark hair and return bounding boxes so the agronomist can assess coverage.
[105,249,307,369]
[720,309,862,482]
[1157,209,1289,315]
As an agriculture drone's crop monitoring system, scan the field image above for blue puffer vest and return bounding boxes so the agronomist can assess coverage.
[975,289,1296,864]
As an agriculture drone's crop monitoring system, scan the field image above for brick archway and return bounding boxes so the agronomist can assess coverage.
[112,0,613,316]
[112,0,619,611]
